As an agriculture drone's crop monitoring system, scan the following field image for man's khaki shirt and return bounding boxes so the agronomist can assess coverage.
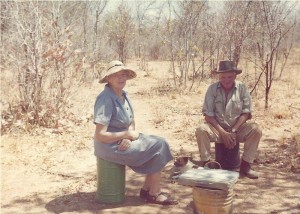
[202,81,252,129]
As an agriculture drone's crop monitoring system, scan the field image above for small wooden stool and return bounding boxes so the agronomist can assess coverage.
[96,158,125,203]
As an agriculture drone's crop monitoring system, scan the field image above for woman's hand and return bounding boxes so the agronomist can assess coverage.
[117,139,131,151]
[94,124,139,144]
[126,130,140,141]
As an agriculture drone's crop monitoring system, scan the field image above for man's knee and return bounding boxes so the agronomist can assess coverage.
[195,124,208,136]
[250,122,262,138]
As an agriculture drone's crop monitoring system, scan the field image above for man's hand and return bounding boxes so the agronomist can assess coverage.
[220,130,236,149]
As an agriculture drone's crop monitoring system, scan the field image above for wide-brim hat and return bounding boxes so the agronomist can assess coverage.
[213,60,242,74]
[99,60,136,83]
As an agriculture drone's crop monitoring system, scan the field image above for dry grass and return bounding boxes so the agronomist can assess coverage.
[292,132,300,150]
[271,106,294,119]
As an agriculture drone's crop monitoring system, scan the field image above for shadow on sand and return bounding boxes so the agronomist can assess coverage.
[45,191,145,214]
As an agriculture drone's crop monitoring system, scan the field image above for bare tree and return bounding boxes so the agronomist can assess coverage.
[82,0,108,79]
[254,1,297,109]
[135,0,156,58]
[88,0,107,60]
[104,2,135,63]
[221,1,256,66]
[162,0,208,89]
[193,8,221,85]
[2,1,83,129]
[161,0,179,86]
[11,1,46,125]
[134,0,157,72]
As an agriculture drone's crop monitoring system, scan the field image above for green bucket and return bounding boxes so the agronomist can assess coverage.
[96,158,125,203]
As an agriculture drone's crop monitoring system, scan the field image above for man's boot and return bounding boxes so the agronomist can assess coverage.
[240,159,258,179]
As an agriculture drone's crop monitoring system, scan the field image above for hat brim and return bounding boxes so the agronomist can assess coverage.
[213,69,242,74]
[99,67,136,83]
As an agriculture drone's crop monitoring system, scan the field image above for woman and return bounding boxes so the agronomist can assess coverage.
[93,60,177,205]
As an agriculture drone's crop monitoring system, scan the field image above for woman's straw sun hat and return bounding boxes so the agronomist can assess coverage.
[99,60,136,83]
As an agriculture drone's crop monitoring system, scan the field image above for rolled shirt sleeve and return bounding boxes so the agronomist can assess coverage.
[240,84,252,119]
[241,85,252,114]
[94,94,113,126]
[202,84,216,117]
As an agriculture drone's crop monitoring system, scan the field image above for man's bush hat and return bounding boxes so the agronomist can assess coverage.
[99,60,137,83]
[214,60,242,74]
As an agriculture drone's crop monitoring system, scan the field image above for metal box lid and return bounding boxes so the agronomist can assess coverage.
[178,167,239,190]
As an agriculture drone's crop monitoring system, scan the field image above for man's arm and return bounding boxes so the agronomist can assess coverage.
[231,113,250,132]
[204,115,226,134]
[205,115,236,149]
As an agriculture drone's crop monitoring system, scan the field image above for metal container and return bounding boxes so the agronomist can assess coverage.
[96,158,125,203]
[193,186,234,214]
[215,142,240,170]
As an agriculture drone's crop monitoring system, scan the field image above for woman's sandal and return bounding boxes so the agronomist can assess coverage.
[140,188,169,200]
[146,192,178,205]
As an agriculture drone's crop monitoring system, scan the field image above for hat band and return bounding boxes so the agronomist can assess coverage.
[107,63,123,71]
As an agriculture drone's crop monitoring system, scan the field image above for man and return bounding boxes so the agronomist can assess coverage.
[195,60,262,179]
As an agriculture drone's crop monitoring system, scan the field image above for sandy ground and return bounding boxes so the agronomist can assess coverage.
[1,60,300,214]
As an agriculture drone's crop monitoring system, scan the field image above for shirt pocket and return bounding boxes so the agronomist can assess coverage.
[214,97,224,112]
[231,101,243,114]
[114,106,131,125]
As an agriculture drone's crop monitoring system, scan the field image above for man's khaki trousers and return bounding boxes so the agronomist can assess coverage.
[195,122,262,163]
